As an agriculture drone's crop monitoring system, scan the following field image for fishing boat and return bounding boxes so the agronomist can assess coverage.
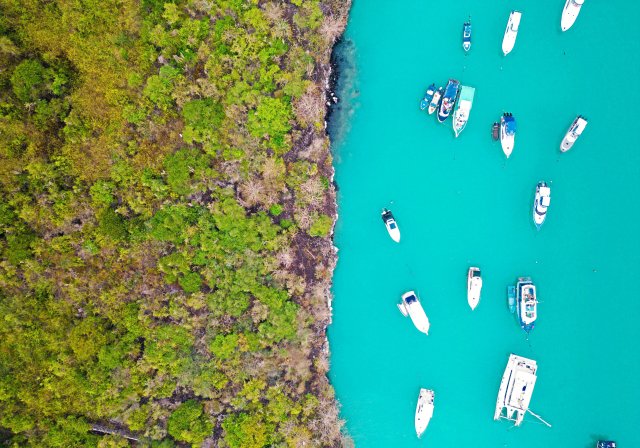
[381,209,400,243]
[398,291,430,335]
[428,87,444,115]
[462,20,471,52]
[533,181,551,230]
[492,122,500,141]
[515,277,537,334]
[500,113,516,158]
[415,388,435,438]
[597,442,617,448]
[467,267,482,310]
[494,354,540,426]
[437,79,460,123]
[561,0,584,32]
[502,11,522,56]
[507,286,516,314]
[560,115,587,152]
[452,85,475,137]
[420,84,436,111]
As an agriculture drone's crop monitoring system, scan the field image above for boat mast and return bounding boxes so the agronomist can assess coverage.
[526,409,552,427]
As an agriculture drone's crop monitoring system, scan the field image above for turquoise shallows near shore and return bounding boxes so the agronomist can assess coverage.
[327,0,640,446]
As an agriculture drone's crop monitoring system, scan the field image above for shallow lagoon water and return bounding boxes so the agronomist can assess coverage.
[328,0,640,446]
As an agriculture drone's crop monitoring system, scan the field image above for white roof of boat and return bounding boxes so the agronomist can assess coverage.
[539,186,550,196]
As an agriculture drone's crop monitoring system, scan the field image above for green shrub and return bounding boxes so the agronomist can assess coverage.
[167,400,213,445]
[179,271,202,293]
[308,214,332,237]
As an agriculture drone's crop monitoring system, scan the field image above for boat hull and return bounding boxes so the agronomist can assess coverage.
[467,267,482,310]
[502,11,522,55]
[400,291,430,335]
[560,116,587,152]
[438,79,460,123]
[415,388,434,438]
[533,182,551,230]
[561,0,583,31]
[500,114,516,158]
[516,277,536,333]
[428,88,443,115]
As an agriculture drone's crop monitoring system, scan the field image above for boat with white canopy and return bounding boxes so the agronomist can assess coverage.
[415,388,434,438]
[502,11,522,55]
[398,291,430,335]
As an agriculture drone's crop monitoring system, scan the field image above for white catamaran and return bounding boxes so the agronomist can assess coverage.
[561,0,585,32]
[452,86,475,137]
[415,388,435,438]
[502,11,522,56]
[398,291,430,335]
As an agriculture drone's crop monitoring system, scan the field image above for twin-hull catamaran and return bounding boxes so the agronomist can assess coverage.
[398,291,430,335]
[415,388,434,438]
[494,354,538,426]
[452,86,475,137]
[561,0,585,32]
[502,11,522,55]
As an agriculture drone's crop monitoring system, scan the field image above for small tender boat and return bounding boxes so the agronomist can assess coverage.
[533,181,551,230]
[398,291,430,335]
[500,113,516,158]
[428,87,444,115]
[597,442,617,448]
[507,286,516,314]
[502,11,522,56]
[560,115,587,152]
[452,85,475,137]
[561,0,584,32]
[494,354,539,426]
[492,122,500,141]
[437,79,460,123]
[420,84,437,111]
[415,388,435,438]
[467,267,482,310]
[381,208,400,243]
[515,277,537,334]
[462,20,471,52]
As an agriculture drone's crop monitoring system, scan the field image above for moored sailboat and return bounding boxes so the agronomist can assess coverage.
[467,267,482,310]
[437,79,460,123]
[428,87,443,115]
[561,0,585,32]
[452,86,475,137]
[398,291,430,335]
[415,388,435,438]
[494,354,540,426]
[500,113,516,158]
[502,11,522,55]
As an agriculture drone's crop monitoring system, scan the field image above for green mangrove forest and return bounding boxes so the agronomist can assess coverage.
[0,0,350,446]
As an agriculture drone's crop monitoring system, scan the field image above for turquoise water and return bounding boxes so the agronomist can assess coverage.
[327,1,640,446]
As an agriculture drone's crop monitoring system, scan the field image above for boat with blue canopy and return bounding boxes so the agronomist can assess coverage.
[462,20,471,51]
[437,79,460,123]
[420,84,436,111]
[500,113,516,158]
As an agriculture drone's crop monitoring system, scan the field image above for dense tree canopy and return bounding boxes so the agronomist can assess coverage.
[0,0,350,445]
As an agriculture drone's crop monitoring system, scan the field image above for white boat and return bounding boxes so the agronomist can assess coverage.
[452,85,475,137]
[381,208,400,243]
[415,388,435,438]
[494,354,538,426]
[560,115,587,152]
[533,181,551,230]
[500,113,516,158]
[428,87,443,115]
[502,11,522,56]
[467,267,482,310]
[561,0,584,32]
[398,291,430,335]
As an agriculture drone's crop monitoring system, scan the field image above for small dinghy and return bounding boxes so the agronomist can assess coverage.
[507,286,516,314]
[398,291,430,335]
[420,84,436,111]
[415,388,435,438]
[502,11,522,56]
[492,122,500,141]
[533,181,551,230]
[500,113,516,158]
[381,208,400,243]
[428,87,444,115]
[467,267,482,310]
[462,20,471,52]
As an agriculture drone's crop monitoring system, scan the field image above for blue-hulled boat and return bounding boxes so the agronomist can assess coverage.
[507,286,516,314]
[462,20,471,51]
[420,84,436,111]
[597,442,617,448]
[428,87,444,115]
[515,277,537,334]
[437,79,460,123]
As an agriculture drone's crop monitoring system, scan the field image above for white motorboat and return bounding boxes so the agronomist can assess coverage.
[502,11,522,56]
[500,113,516,158]
[428,87,443,115]
[415,388,435,438]
[381,208,400,243]
[467,267,482,310]
[494,354,538,426]
[560,115,587,152]
[533,181,551,230]
[398,291,430,335]
[452,85,475,137]
[561,0,584,32]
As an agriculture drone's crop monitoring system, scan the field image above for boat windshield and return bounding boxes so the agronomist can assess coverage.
[389,222,396,229]
[405,294,417,304]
